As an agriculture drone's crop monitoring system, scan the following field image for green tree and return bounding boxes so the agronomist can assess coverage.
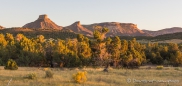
[90,27,109,66]
[109,36,121,67]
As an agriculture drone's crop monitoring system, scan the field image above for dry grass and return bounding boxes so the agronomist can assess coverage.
[0,66,182,86]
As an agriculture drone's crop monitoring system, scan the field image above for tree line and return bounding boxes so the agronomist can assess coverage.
[0,27,182,68]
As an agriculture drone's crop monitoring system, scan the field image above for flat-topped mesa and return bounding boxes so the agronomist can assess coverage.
[82,22,148,36]
[38,14,48,20]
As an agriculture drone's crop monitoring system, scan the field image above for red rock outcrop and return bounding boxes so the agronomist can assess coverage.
[23,14,62,30]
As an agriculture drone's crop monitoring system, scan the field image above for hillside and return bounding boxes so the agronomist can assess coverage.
[0,27,77,39]
[23,14,62,30]
[153,32,182,40]
[118,32,182,41]
[142,27,182,36]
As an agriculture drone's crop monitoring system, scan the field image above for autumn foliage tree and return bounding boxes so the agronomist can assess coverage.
[0,28,182,68]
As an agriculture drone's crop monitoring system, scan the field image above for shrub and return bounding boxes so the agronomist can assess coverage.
[45,70,54,78]
[4,59,18,70]
[25,73,37,79]
[156,65,163,70]
[44,68,49,71]
[73,71,87,83]
[174,67,180,70]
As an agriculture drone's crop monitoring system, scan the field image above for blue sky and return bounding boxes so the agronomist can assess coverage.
[0,0,182,31]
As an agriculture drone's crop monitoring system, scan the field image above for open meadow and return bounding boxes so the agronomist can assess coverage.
[0,66,182,86]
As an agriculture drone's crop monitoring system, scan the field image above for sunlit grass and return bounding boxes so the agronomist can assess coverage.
[0,66,182,86]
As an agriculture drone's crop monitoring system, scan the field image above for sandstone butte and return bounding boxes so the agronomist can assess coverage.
[23,14,62,30]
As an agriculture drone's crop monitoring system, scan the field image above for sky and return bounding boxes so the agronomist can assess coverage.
[0,0,182,31]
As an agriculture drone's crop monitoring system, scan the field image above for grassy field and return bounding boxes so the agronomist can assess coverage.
[0,66,182,86]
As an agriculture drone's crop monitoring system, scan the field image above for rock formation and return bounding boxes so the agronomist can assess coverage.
[21,14,149,36]
[64,21,93,36]
[23,14,62,30]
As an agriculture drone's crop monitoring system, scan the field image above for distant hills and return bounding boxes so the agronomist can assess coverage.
[1,14,182,39]
[21,14,149,37]
[142,27,182,36]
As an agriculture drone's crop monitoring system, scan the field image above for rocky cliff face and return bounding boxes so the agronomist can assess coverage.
[64,21,93,36]
[82,22,149,36]
[23,14,62,30]
[142,27,182,36]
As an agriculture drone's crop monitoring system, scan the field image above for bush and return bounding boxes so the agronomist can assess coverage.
[25,73,37,79]
[44,68,49,71]
[73,71,87,83]
[174,67,180,70]
[156,65,163,70]
[4,59,18,70]
[45,70,54,78]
